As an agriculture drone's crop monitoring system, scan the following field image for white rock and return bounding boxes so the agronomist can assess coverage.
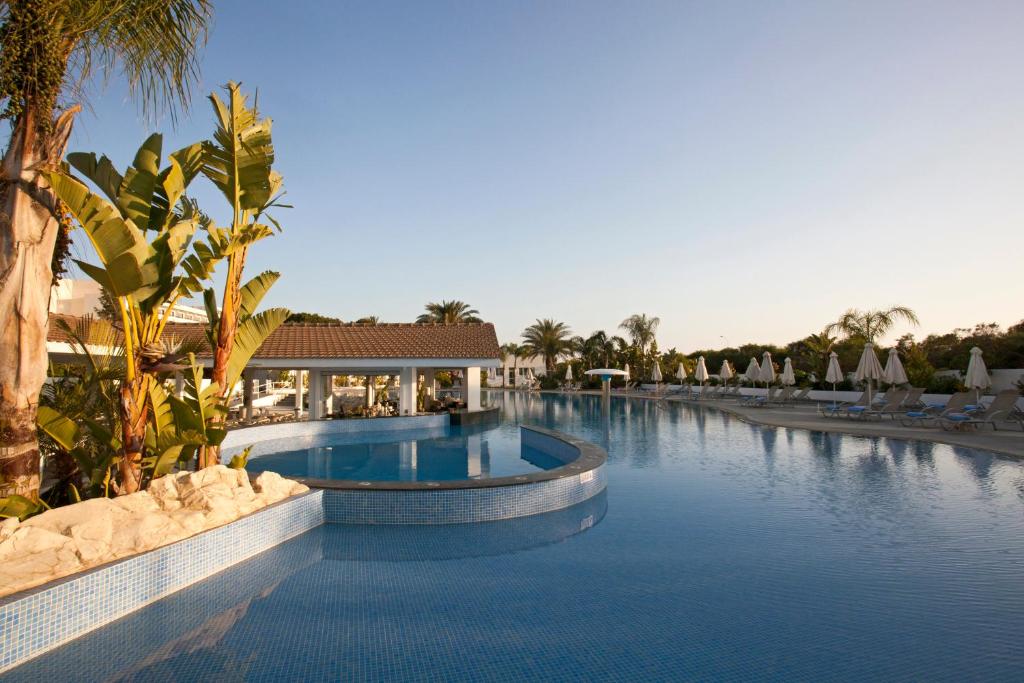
[0,516,20,543]
[253,471,298,504]
[0,467,308,598]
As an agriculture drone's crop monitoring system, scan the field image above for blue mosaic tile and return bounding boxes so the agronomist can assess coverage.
[0,491,325,674]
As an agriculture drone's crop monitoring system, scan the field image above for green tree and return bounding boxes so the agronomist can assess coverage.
[522,319,573,374]
[825,306,919,344]
[0,0,212,500]
[416,300,482,323]
[50,134,215,493]
[619,313,660,376]
[287,312,342,324]
[199,83,290,467]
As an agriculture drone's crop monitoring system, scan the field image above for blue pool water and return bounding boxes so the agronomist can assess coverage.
[11,392,1024,681]
[245,425,563,481]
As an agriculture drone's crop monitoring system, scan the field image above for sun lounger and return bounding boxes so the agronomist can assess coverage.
[742,387,778,407]
[899,391,974,427]
[939,390,1024,431]
[819,391,869,418]
[866,389,910,420]
[767,386,797,406]
[789,387,812,403]
[901,387,925,410]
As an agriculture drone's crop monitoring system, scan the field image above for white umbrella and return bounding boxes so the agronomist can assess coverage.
[759,351,775,390]
[825,351,843,405]
[855,343,884,407]
[694,356,709,396]
[744,357,760,385]
[651,360,663,383]
[676,362,687,384]
[964,346,991,405]
[719,360,734,387]
[565,364,574,382]
[882,348,908,387]
[780,358,795,386]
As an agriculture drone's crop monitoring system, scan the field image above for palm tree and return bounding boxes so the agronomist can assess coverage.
[619,313,661,376]
[0,1,212,500]
[355,316,381,325]
[825,306,920,344]
[522,319,573,374]
[800,328,838,385]
[416,300,482,324]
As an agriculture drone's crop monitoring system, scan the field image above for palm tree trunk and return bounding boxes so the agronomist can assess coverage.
[200,249,248,468]
[118,378,148,495]
[0,107,77,500]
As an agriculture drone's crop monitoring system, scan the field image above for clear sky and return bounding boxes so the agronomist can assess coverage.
[63,0,1024,349]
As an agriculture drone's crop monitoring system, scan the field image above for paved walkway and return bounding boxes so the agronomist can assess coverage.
[571,390,1024,458]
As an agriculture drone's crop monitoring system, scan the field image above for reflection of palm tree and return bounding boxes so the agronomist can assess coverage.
[417,300,482,323]
[825,306,919,343]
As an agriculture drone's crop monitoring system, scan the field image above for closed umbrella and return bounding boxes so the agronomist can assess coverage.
[744,357,761,386]
[855,343,884,407]
[719,360,734,388]
[883,348,908,387]
[964,346,991,405]
[565,364,574,382]
[825,351,843,405]
[781,358,796,386]
[623,363,631,390]
[694,356,709,394]
[651,360,663,383]
[676,361,687,385]
[759,351,775,392]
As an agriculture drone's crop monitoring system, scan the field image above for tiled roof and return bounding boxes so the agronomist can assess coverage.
[48,316,500,360]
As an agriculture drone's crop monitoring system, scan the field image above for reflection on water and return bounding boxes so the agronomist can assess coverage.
[12,391,1024,682]
[247,423,561,482]
[9,495,608,682]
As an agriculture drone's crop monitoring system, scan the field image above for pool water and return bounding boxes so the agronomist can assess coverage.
[245,425,564,481]
[11,392,1024,681]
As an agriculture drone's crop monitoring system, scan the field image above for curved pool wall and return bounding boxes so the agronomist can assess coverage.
[321,426,606,524]
[223,417,608,525]
[0,423,607,673]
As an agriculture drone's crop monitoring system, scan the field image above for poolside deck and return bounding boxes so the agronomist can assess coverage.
[572,390,1024,458]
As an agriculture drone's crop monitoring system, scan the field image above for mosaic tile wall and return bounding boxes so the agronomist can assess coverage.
[0,490,325,674]
[221,414,449,458]
[321,468,607,524]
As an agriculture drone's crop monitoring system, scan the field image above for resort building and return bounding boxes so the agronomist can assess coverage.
[50,278,210,324]
[46,317,501,419]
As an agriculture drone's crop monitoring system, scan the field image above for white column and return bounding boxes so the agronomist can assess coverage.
[464,366,481,411]
[173,372,184,398]
[294,370,305,416]
[309,371,323,420]
[324,374,334,415]
[399,366,418,416]
[365,375,376,407]
[422,370,435,405]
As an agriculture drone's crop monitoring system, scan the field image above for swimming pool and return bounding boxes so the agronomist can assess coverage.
[10,391,1024,681]
[245,424,565,481]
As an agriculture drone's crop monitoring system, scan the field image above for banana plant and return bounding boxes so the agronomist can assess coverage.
[49,134,219,494]
[198,82,290,466]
